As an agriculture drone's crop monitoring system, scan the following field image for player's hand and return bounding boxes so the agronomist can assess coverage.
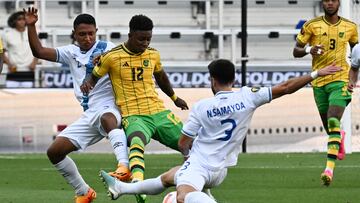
[311,44,324,56]
[348,82,356,93]
[174,97,189,110]
[23,7,38,26]
[92,55,101,66]
[9,65,17,73]
[318,62,342,76]
[80,80,94,95]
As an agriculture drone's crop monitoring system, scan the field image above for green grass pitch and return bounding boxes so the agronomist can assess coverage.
[0,153,359,203]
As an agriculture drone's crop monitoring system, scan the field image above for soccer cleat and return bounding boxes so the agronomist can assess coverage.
[132,179,146,203]
[99,170,121,200]
[108,164,132,182]
[338,130,346,160]
[75,188,96,203]
[320,170,333,186]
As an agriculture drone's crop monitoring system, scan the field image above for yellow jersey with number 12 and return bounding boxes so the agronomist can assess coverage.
[296,16,358,87]
[93,43,166,117]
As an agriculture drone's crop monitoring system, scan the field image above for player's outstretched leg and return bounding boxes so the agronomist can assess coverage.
[184,191,217,203]
[99,170,122,200]
[321,117,341,186]
[75,188,97,203]
[337,130,346,160]
[320,170,333,187]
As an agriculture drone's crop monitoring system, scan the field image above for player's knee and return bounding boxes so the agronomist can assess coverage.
[176,191,187,203]
[47,145,64,164]
[184,191,217,203]
[100,113,117,133]
[327,117,340,130]
[128,131,147,145]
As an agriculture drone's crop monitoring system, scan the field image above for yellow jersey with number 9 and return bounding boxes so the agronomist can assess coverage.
[296,16,358,87]
[93,43,166,117]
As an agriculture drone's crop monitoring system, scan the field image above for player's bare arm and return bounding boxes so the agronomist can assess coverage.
[272,63,341,99]
[293,41,324,58]
[80,73,99,94]
[348,67,358,92]
[177,134,193,161]
[0,52,3,73]
[24,7,57,62]
[154,69,189,110]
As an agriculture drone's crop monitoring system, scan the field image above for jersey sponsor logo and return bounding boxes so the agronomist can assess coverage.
[143,59,149,67]
[207,102,246,118]
[122,62,129,67]
[251,87,260,92]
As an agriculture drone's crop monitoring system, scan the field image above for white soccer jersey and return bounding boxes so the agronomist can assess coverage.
[182,87,272,170]
[56,40,115,109]
[351,44,360,69]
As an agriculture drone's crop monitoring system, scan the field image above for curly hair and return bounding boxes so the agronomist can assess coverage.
[129,14,153,32]
[7,11,25,28]
[208,59,235,85]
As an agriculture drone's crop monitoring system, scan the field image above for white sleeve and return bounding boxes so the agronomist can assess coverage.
[55,45,72,65]
[181,104,201,138]
[245,86,272,107]
[106,41,116,50]
[351,44,360,69]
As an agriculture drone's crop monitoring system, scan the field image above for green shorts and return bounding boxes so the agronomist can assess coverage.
[122,110,182,151]
[313,81,351,114]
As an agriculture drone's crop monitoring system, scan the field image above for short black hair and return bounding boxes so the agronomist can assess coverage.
[208,59,235,85]
[73,14,96,29]
[129,14,153,32]
[7,11,24,28]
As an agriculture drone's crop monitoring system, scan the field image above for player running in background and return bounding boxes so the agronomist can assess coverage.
[99,59,341,203]
[24,7,129,203]
[348,44,360,92]
[293,0,358,186]
[81,14,188,203]
[0,37,3,73]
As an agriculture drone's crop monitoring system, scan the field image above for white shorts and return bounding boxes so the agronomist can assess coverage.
[58,103,121,150]
[175,155,227,191]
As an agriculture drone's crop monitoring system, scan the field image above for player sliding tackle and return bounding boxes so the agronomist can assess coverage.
[98,59,341,203]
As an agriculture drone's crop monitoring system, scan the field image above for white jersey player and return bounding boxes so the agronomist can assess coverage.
[25,8,130,203]
[99,59,341,203]
[348,44,360,93]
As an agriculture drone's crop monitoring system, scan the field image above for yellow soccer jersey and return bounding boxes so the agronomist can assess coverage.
[296,16,358,87]
[0,38,3,54]
[93,43,166,117]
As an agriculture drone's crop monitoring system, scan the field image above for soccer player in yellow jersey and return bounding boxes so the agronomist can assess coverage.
[293,0,358,186]
[81,14,189,203]
[0,37,3,73]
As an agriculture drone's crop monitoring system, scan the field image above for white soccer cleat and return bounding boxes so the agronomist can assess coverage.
[99,170,122,200]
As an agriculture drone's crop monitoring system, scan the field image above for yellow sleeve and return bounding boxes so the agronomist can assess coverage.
[349,24,358,46]
[93,54,110,78]
[0,38,3,54]
[296,24,312,46]
[153,51,162,73]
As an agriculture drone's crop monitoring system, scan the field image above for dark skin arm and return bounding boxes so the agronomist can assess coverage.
[24,7,57,61]
[154,69,189,110]
[293,41,324,58]
[177,134,194,161]
[80,73,100,95]
[0,52,3,73]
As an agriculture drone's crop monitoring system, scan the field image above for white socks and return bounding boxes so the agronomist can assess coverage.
[184,191,217,203]
[108,129,129,166]
[116,176,166,195]
[54,156,89,195]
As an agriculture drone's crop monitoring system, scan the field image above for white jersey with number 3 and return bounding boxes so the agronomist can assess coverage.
[182,87,272,170]
[56,40,115,109]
